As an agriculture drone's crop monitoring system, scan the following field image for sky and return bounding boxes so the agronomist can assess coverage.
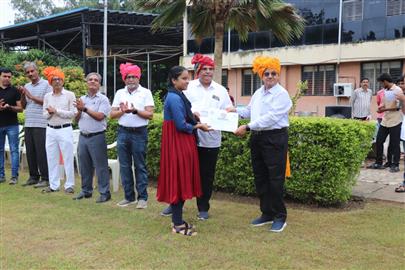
[0,0,14,27]
[0,0,65,28]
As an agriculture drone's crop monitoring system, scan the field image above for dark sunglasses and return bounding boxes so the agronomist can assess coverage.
[263,71,278,77]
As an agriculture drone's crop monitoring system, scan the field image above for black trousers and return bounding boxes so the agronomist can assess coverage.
[376,123,401,166]
[250,128,288,222]
[24,127,48,181]
[197,147,220,212]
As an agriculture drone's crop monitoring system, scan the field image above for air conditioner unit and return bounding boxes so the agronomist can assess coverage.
[333,83,353,97]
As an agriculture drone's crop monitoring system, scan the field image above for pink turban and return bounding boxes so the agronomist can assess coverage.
[191,54,214,79]
[119,63,141,81]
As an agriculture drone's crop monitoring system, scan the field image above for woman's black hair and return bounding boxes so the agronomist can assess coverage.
[396,74,405,84]
[167,66,187,87]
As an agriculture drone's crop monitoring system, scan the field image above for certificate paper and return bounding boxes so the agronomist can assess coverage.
[199,109,239,132]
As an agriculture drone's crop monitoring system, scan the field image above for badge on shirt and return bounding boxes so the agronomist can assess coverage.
[212,95,220,101]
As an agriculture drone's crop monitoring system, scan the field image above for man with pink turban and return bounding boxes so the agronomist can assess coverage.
[111,62,154,209]
[233,55,292,233]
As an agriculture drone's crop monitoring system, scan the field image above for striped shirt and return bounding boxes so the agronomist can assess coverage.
[24,78,52,128]
[350,88,372,118]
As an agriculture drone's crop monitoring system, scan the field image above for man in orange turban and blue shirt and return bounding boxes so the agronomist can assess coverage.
[231,56,292,232]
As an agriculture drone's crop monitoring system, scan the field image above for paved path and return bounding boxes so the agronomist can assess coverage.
[353,161,405,203]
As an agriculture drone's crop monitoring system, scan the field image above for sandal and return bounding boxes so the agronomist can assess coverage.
[172,222,197,236]
[394,184,405,193]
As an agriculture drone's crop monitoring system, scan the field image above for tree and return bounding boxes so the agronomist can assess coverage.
[136,0,305,84]
[12,0,131,23]
[12,0,57,23]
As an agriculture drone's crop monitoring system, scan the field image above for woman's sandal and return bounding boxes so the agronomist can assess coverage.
[172,222,197,236]
[394,184,405,193]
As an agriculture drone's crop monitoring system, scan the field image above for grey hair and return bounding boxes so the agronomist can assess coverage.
[23,62,38,71]
[86,72,102,84]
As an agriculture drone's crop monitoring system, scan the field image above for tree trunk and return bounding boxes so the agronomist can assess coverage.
[213,20,224,85]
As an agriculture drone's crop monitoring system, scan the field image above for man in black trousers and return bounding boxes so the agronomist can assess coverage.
[233,55,292,233]
[19,62,52,188]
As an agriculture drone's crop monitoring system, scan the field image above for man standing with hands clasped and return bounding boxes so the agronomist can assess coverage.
[111,63,154,209]
[230,56,292,233]
[74,72,111,203]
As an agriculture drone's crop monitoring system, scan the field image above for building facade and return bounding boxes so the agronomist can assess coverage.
[182,0,405,117]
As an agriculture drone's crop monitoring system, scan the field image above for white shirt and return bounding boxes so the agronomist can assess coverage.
[184,79,232,148]
[112,85,154,127]
[43,89,77,126]
[238,83,292,130]
[350,88,372,118]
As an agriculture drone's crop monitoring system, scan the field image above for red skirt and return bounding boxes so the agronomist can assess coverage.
[156,120,202,204]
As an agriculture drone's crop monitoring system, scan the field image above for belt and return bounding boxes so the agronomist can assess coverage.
[47,123,71,129]
[119,125,147,132]
[80,131,105,138]
[251,127,287,135]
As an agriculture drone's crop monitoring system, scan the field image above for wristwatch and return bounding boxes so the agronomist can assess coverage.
[83,107,88,113]
[245,125,251,132]
[132,109,138,115]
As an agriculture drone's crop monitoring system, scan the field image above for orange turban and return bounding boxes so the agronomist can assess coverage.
[191,53,214,78]
[43,66,65,84]
[252,56,281,79]
[120,63,141,81]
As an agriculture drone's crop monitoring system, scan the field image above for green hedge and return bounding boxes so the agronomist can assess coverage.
[18,113,375,205]
[141,116,374,205]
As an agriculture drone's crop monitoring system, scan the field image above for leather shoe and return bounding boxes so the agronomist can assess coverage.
[96,195,111,203]
[22,178,39,187]
[73,192,92,200]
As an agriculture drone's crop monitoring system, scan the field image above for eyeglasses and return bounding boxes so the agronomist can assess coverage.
[201,67,214,72]
[263,71,278,77]
[126,75,138,79]
[51,78,62,82]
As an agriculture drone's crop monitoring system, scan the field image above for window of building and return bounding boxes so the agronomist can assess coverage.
[302,65,336,96]
[387,0,405,16]
[242,69,262,96]
[222,70,228,88]
[361,60,403,93]
[343,0,363,22]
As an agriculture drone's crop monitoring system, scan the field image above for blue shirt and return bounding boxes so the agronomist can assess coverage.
[164,92,194,134]
[238,83,292,130]
[78,92,111,133]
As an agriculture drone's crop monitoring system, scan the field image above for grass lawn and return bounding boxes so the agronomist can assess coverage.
[1,168,404,270]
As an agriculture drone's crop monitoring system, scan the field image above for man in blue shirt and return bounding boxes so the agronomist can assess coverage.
[233,56,292,233]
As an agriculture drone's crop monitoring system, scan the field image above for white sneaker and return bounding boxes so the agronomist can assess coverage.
[136,199,148,209]
[117,199,136,207]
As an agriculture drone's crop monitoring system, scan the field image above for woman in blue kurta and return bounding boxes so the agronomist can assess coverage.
[157,66,210,236]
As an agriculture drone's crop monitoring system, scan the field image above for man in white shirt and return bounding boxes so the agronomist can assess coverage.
[42,66,77,194]
[234,56,292,233]
[161,54,232,220]
[350,78,372,120]
[111,63,154,209]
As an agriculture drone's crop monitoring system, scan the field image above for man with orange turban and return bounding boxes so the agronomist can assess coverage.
[111,62,154,209]
[42,66,77,194]
[233,55,292,233]
[160,53,233,220]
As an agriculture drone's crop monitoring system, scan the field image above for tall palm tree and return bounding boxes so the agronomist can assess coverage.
[136,0,305,84]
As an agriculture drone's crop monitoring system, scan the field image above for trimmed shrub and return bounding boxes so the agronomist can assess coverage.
[142,116,374,205]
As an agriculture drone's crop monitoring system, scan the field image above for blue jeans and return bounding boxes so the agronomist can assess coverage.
[117,126,149,202]
[0,125,19,178]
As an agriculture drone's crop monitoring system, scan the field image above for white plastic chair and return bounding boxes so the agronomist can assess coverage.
[107,141,120,192]
[72,129,80,174]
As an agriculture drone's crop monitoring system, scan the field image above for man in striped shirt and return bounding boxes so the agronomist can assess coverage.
[350,78,372,120]
[20,62,52,188]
